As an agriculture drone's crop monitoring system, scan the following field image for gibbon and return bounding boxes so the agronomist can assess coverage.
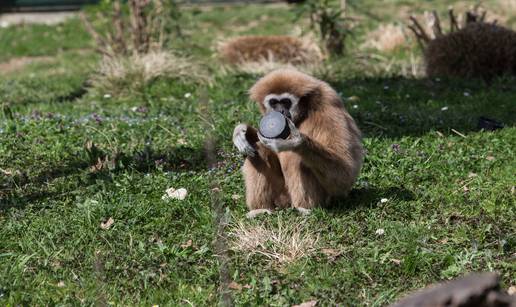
[233,69,363,217]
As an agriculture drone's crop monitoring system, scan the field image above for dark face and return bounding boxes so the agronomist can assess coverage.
[263,93,300,121]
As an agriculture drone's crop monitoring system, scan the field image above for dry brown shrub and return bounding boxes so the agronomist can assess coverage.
[229,218,319,265]
[81,0,206,94]
[408,7,516,79]
[218,35,323,74]
[425,23,516,79]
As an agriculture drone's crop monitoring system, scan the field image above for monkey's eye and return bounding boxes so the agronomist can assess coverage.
[269,98,279,106]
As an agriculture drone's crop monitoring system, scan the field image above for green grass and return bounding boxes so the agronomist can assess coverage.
[1,1,515,305]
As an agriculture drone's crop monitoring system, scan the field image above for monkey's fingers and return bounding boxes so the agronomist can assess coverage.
[234,134,256,157]
[257,133,274,149]
[286,118,300,138]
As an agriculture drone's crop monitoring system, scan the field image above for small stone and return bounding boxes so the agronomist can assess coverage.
[375,228,385,236]
[162,187,188,200]
[380,198,389,203]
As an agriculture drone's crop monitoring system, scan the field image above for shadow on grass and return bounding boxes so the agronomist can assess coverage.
[327,186,415,213]
[0,145,207,211]
[329,76,516,138]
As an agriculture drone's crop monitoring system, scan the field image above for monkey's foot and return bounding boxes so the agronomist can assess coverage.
[246,209,273,219]
[295,207,312,216]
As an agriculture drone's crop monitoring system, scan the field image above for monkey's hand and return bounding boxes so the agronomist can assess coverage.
[233,124,257,157]
[258,118,304,153]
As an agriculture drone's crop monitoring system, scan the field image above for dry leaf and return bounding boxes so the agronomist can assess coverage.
[231,194,242,201]
[293,300,317,307]
[57,281,65,287]
[463,186,470,193]
[100,217,114,230]
[0,168,13,175]
[375,228,385,236]
[181,240,193,248]
[212,187,221,193]
[486,156,495,161]
[508,286,516,295]
[321,248,342,260]
[468,172,478,178]
[390,258,402,265]
[228,281,242,290]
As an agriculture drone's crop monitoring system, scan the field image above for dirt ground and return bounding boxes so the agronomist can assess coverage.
[0,11,75,27]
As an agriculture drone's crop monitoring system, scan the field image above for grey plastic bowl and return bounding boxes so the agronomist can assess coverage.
[259,111,290,139]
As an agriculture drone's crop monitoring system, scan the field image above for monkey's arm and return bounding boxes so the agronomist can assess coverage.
[257,118,357,191]
[293,135,354,191]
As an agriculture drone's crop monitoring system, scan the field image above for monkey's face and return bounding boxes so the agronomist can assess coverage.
[263,93,301,122]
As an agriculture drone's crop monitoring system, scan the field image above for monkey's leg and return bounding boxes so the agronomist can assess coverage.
[243,143,287,212]
[280,153,327,210]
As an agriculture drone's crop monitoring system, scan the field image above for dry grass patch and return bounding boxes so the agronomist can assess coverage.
[217,35,323,74]
[0,56,54,74]
[229,218,319,265]
[89,51,207,95]
[362,23,407,52]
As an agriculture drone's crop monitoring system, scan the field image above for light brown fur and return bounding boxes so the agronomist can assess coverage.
[241,69,363,210]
